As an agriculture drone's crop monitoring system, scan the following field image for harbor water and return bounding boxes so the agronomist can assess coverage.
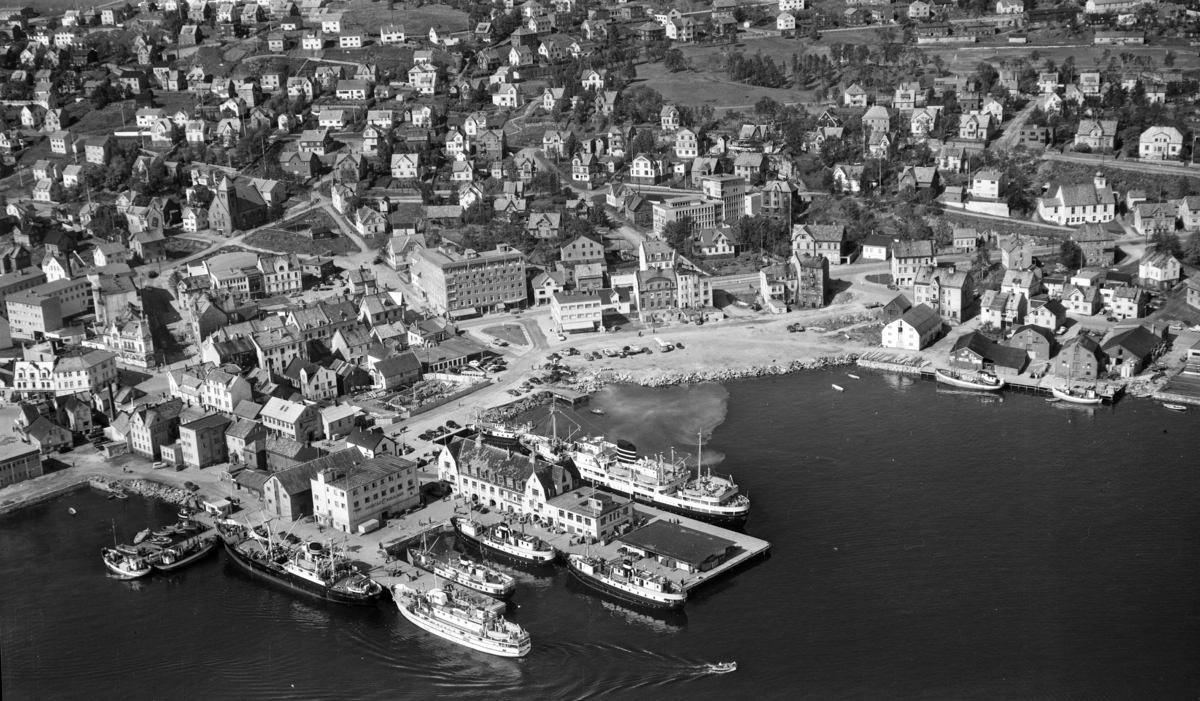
[3,370,1199,700]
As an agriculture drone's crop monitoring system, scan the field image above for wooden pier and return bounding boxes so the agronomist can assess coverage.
[856,353,1123,400]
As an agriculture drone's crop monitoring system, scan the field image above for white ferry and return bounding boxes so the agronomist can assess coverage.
[452,517,557,565]
[393,584,531,658]
[566,553,687,610]
[408,548,516,599]
[568,437,750,527]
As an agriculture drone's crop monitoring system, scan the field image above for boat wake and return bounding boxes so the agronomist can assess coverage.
[514,642,729,699]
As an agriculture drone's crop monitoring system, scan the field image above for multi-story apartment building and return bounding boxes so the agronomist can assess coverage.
[261,397,322,442]
[652,195,722,236]
[892,240,938,287]
[409,244,527,315]
[127,399,185,460]
[311,453,420,533]
[259,254,302,295]
[179,413,232,468]
[701,175,746,224]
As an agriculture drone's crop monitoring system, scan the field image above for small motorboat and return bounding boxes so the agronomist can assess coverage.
[133,529,151,544]
[589,409,606,415]
[68,508,77,515]
[708,662,737,673]
[1045,398,1060,403]
[831,384,844,392]
[847,373,860,380]
[1163,403,1187,411]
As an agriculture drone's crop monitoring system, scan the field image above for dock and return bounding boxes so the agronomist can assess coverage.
[468,503,770,593]
[857,353,1123,401]
[855,352,929,375]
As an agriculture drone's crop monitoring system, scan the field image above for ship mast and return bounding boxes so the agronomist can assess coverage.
[697,431,702,483]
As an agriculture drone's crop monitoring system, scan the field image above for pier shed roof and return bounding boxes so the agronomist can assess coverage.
[618,520,737,568]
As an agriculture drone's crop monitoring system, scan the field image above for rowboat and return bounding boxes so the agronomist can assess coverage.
[831,384,844,392]
[1162,403,1187,411]
[847,373,860,380]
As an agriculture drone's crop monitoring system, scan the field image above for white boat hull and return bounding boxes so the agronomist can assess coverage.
[395,596,530,657]
[1051,386,1103,405]
[934,369,1005,391]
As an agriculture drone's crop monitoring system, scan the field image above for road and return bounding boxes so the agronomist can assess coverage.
[989,101,1038,152]
[1043,151,1200,179]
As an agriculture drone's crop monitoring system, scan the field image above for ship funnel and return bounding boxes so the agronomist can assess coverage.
[616,440,637,464]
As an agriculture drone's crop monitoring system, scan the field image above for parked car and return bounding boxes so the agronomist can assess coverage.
[506,389,521,396]
[528,377,542,385]
[1106,316,1118,322]
[446,420,460,429]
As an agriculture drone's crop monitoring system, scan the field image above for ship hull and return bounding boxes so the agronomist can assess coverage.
[935,369,1005,391]
[222,540,384,606]
[451,517,556,566]
[152,536,219,572]
[1051,386,1103,405]
[584,480,749,527]
[395,597,530,657]
[567,561,686,611]
[408,550,516,599]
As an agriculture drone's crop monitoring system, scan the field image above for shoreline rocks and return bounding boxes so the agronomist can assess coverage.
[569,354,860,391]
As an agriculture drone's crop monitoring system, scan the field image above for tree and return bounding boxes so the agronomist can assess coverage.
[972,239,993,271]
[1183,232,1200,265]
[664,49,687,73]
[1059,239,1083,269]
[662,217,692,253]
[1150,230,1182,258]
[630,129,656,156]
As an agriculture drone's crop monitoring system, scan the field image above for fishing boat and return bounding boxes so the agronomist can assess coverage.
[408,548,516,599]
[708,662,737,673]
[590,409,606,415]
[934,368,1005,391]
[1163,403,1188,412]
[451,517,556,565]
[392,584,531,657]
[151,534,219,572]
[831,384,844,392]
[222,531,384,605]
[102,547,152,579]
[566,553,687,610]
[1051,385,1103,405]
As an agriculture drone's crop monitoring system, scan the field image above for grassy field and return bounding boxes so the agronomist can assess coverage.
[340,2,469,36]
[636,60,813,113]
[244,230,361,256]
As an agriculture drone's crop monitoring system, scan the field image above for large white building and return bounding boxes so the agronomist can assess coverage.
[882,303,943,350]
[1036,173,1116,226]
[652,195,722,236]
[551,292,602,333]
[409,244,527,316]
[311,453,420,534]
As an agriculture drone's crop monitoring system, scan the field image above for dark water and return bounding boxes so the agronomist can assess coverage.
[3,371,1199,700]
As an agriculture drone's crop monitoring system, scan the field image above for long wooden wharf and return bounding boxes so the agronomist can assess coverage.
[855,352,1122,400]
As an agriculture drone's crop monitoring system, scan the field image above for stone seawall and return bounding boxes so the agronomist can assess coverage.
[0,478,91,516]
[578,353,860,390]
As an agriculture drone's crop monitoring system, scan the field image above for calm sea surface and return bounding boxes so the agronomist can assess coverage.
[2,371,1198,701]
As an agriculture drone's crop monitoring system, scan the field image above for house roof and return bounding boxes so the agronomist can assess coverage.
[618,519,736,567]
[898,303,942,335]
[374,351,421,377]
[1101,325,1161,360]
[260,397,309,423]
[893,240,935,259]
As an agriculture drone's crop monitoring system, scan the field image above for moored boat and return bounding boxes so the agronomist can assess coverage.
[1051,385,1103,405]
[151,534,219,572]
[392,584,530,657]
[222,535,384,605]
[407,548,516,599]
[452,517,556,565]
[566,553,686,610]
[1163,403,1187,412]
[934,368,1005,391]
[133,529,150,544]
[590,409,606,415]
[102,547,152,579]
[831,384,844,392]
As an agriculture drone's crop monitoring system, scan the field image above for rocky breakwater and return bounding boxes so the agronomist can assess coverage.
[571,353,860,390]
[93,476,198,507]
